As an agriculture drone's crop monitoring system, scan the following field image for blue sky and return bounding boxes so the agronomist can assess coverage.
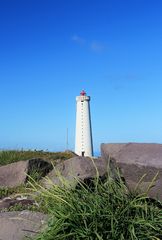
[0,0,162,153]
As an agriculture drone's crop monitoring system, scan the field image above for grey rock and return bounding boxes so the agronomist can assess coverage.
[0,158,53,188]
[0,210,48,240]
[101,143,162,200]
[41,156,108,188]
[0,161,27,188]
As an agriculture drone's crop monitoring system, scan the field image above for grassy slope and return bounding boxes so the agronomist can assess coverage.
[0,150,74,166]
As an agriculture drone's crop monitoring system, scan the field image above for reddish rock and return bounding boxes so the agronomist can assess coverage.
[0,211,48,240]
[41,156,108,188]
[0,161,27,188]
[101,143,162,200]
[0,159,53,188]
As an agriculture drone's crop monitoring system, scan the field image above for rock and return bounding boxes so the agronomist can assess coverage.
[41,156,108,188]
[0,158,53,188]
[0,197,35,211]
[0,211,48,240]
[101,143,162,200]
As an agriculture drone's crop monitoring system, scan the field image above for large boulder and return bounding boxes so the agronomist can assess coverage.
[42,156,108,188]
[0,158,53,188]
[0,211,48,240]
[101,143,162,200]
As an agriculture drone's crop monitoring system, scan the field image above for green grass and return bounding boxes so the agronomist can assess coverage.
[0,150,74,166]
[0,185,27,199]
[30,170,162,240]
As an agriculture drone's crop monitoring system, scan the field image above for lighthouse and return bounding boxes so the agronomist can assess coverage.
[75,90,93,157]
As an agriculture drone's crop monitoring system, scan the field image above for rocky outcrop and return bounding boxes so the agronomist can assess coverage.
[101,143,162,200]
[0,211,48,240]
[41,156,108,188]
[0,158,53,188]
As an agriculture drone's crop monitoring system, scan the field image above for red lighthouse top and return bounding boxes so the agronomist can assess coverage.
[80,90,86,96]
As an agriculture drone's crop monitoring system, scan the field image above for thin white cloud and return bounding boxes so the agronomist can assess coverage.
[91,41,105,53]
[71,35,105,53]
[71,35,85,45]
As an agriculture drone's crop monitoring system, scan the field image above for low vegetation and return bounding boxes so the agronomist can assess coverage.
[0,150,74,166]
[30,172,162,240]
[0,150,74,200]
[1,151,162,239]
[0,185,27,199]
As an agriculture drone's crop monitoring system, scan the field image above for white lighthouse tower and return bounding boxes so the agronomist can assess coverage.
[75,90,93,157]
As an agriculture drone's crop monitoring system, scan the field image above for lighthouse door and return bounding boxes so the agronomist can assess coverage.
[81,151,85,157]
